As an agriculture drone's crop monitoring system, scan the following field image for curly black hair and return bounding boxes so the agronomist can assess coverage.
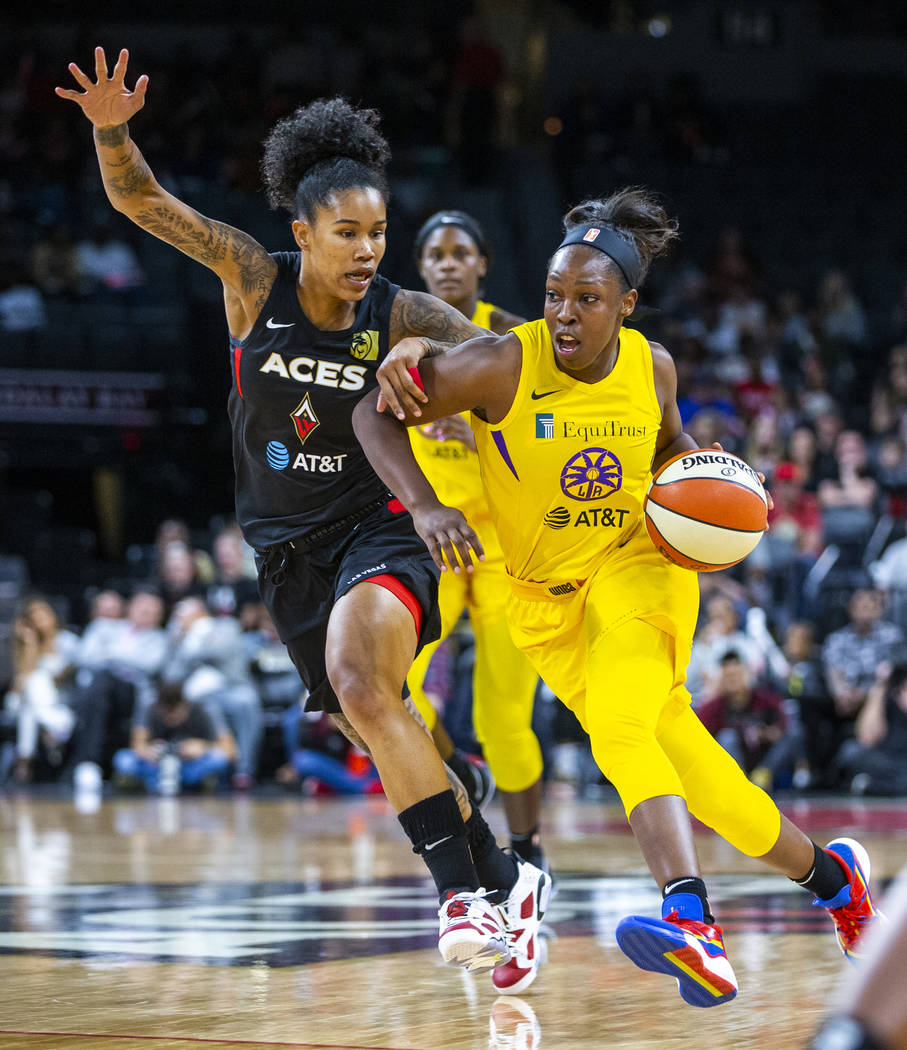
[562,186,679,288]
[261,97,391,219]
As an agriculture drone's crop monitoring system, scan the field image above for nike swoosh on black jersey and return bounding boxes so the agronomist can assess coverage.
[530,389,559,400]
[266,317,295,329]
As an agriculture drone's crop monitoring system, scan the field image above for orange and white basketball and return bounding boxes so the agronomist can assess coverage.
[644,449,768,572]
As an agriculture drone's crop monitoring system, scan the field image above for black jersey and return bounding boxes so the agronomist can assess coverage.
[227,253,400,549]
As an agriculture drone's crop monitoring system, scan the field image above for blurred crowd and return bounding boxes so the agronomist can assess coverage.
[2,14,907,801]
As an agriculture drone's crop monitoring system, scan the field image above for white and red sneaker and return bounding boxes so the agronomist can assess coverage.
[492,857,552,995]
[438,889,511,972]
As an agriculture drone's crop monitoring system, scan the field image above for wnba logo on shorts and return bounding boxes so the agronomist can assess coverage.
[548,581,576,596]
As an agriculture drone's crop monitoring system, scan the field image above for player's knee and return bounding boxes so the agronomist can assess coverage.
[482,730,542,790]
[329,665,394,727]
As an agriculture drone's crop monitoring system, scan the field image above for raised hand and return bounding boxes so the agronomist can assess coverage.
[55,47,148,128]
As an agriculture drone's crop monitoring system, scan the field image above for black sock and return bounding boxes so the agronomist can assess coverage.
[398,789,478,902]
[465,807,518,902]
[794,842,849,901]
[510,827,544,868]
[662,876,714,924]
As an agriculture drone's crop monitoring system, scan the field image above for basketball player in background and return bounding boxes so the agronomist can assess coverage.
[56,48,550,991]
[356,186,881,1007]
[408,210,549,875]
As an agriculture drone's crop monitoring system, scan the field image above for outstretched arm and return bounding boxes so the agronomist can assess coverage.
[56,47,275,338]
[379,289,491,418]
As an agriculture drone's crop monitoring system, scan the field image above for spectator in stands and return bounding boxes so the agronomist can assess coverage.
[839,661,907,796]
[782,621,834,791]
[870,535,907,592]
[153,518,214,585]
[697,651,795,792]
[163,596,262,789]
[75,220,146,298]
[742,409,786,480]
[69,589,168,786]
[206,524,259,620]
[786,422,820,492]
[3,597,79,783]
[687,594,766,699]
[243,602,304,710]
[821,588,904,781]
[811,409,845,485]
[818,429,878,512]
[276,708,380,796]
[30,219,83,299]
[763,460,824,626]
[815,268,867,350]
[113,680,233,794]
[0,258,46,332]
[156,540,207,614]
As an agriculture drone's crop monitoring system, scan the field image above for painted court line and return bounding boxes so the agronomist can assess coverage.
[0,1033,421,1050]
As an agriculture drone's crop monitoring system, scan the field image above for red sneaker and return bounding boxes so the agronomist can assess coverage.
[492,856,552,995]
[813,838,882,960]
[438,889,510,973]
[616,893,738,1008]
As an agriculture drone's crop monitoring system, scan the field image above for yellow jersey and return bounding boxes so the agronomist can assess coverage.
[409,300,498,520]
[472,319,663,584]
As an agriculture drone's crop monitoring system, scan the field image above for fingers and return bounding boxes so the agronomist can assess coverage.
[111,48,129,83]
[133,74,149,104]
[377,366,426,420]
[94,46,109,81]
[65,62,92,89]
[430,524,485,574]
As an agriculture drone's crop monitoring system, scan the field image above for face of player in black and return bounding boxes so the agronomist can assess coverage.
[543,246,637,383]
[292,187,387,304]
[418,226,487,314]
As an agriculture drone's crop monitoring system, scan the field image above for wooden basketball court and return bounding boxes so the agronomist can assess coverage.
[0,792,902,1049]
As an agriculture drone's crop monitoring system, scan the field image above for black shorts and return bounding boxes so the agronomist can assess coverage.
[256,500,441,713]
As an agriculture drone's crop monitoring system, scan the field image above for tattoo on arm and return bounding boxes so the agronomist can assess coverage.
[94,124,128,147]
[391,289,486,349]
[105,148,154,201]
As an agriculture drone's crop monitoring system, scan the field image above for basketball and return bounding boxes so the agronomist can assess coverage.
[644,449,768,572]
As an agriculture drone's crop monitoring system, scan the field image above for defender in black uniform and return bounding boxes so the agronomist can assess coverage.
[58,47,550,983]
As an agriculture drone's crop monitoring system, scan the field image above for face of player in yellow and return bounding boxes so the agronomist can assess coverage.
[543,245,637,383]
[292,186,387,303]
[418,225,487,314]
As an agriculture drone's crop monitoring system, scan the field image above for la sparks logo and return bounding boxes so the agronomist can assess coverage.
[291,393,320,445]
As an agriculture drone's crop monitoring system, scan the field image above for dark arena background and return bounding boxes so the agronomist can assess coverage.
[1,2,906,1048]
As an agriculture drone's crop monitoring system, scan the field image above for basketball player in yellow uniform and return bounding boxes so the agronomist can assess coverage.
[355,187,881,1007]
[408,211,548,875]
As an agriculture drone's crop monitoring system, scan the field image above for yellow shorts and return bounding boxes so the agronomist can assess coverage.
[505,562,781,857]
